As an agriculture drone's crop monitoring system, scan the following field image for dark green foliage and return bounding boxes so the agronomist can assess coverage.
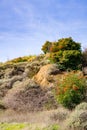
[62,50,82,70]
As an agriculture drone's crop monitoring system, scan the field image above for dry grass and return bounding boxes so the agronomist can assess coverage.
[0,103,86,130]
[0,107,70,130]
[0,109,54,123]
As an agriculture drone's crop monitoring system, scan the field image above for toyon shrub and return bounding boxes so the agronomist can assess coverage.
[55,72,86,109]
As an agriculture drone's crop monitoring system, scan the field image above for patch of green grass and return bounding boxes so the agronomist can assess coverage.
[0,123,60,130]
[0,123,28,130]
[43,124,59,130]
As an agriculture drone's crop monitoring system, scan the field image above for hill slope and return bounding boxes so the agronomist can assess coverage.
[0,54,61,111]
[0,54,87,130]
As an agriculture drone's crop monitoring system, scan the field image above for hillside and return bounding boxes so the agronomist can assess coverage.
[0,54,63,111]
[0,54,87,130]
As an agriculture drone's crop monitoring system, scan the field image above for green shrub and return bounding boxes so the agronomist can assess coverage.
[42,37,82,70]
[55,72,86,109]
[62,50,82,70]
[50,50,82,70]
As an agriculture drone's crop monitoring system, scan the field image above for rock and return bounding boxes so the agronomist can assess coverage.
[33,64,60,88]
[47,64,60,75]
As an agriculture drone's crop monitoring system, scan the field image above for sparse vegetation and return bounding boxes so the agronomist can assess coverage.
[50,107,70,122]
[6,55,36,64]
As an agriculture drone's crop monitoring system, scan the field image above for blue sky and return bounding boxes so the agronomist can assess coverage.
[0,0,87,62]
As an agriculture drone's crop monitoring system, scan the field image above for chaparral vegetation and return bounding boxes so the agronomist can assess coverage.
[0,37,87,130]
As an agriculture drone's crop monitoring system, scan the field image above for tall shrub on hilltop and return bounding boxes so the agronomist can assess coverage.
[42,37,82,70]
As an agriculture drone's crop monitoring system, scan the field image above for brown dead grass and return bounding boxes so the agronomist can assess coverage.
[0,107,70,130]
